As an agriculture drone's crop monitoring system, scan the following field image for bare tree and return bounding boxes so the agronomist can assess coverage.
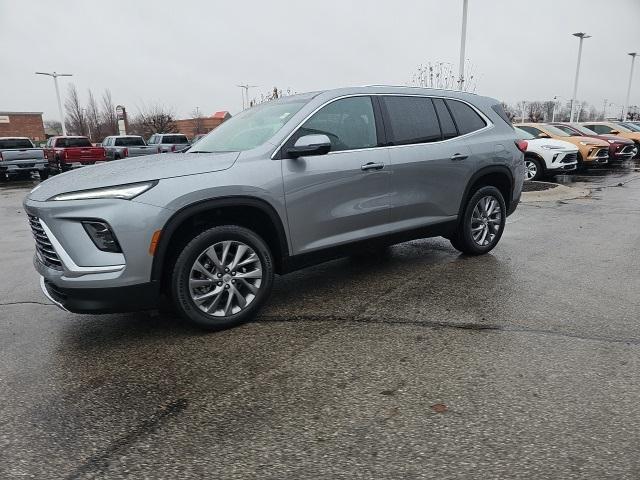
[527,101,545,122]
[190,108,205,136]
[542,101,556,122]
[130,104,178,138]
[501,102,516,122]
[101,89,118,136]
[86,89,102,142]
[44,120,63,136]
[411,61,477,92]
[64,84,87,136]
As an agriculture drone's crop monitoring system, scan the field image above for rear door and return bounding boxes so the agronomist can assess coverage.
[282,95,392,254]
[381,95,473,229]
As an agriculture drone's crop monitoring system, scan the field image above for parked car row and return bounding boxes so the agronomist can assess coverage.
[515,121,639,180]
[0,132,198,180]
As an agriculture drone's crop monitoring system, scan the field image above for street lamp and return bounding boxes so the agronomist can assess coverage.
[569,33,591,123]
[551,95,564,122]
[623,52,637,121]
[237,84,258,110]
[35,71,73,136]
[458,0,469,90]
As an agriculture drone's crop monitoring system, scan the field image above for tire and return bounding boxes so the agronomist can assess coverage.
[38,169,50,180]
[524,157,544,181]
[450,186,506,256]
[171,225,274,331]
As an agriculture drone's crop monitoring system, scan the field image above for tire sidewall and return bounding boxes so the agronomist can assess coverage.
[171,225,274,330]
[459,186,506,255]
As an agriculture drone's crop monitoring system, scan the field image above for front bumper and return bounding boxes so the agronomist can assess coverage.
[40,276,159,313]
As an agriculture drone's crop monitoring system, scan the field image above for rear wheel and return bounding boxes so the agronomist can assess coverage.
[171,225,274,330]
[524,157,543,181]
[450,186,506,255]
[38,169,50,180]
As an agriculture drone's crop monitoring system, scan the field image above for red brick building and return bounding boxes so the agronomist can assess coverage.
[0,112,46,142]
[175,111,231,139]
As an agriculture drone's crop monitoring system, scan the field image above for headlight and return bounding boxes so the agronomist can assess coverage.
[607,139,616,144]
[540,145,563,150]
[48,181,157,201]
[579,141,589,145]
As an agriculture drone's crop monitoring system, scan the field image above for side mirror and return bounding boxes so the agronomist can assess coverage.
[287,134,331,158]
[610,130,620,135]
[537,132,550,138]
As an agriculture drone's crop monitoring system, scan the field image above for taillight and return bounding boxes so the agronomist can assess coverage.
[171,145,176,152]
[515,140,528,153]
[123,148,129,158]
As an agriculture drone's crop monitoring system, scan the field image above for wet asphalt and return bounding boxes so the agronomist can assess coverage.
[1,162,640,479]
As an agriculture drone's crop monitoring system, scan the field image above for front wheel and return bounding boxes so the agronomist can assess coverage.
[450,186,506,255]
[171,225,274,330]
[524,157,543,181]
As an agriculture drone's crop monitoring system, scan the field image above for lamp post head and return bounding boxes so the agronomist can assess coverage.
[629,52,638,58]
[572,32,591,39]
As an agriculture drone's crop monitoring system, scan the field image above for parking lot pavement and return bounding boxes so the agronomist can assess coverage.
[1,163,640,479]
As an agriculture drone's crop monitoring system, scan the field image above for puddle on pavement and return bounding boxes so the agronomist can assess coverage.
[551,159,640,186]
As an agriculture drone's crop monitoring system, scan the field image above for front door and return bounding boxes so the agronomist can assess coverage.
[281,96,392,255]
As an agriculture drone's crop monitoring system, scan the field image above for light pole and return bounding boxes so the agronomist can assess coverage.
[569,32,590,123]
[458,0,469,90]
[551,95,563,122]
[35,71,73,136]
[81,108,91,141]
[520,101,526,124]
[623,52,637,121]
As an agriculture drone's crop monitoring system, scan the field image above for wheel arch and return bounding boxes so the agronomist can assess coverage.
[150,196,290,288]
[458,165,514,218]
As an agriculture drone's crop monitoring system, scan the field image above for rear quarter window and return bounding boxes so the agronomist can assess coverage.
[446,100,487,135]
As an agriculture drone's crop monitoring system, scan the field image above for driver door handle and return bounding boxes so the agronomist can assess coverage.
[361,162,385,171]
[450,153,469,161]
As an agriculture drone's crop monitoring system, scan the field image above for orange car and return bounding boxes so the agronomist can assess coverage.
[581,121,640,157]
[518,123,609,166]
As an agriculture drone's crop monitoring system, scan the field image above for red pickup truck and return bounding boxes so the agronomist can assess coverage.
[44,136,107,173]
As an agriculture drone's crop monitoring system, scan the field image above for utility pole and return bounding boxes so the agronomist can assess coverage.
[623,52,637,121]
[602,99,608,120]
[458,0,469,90]
[35,71,73,136]
[520,102,526,124]
[552,96,558,122]
[569,33,590,123]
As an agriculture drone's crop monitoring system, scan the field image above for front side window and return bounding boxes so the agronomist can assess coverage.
[292,96,378,152]
[446,100,486,135]
[382,96,441,145]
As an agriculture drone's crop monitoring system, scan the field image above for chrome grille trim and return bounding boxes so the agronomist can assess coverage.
[27,214,63,270]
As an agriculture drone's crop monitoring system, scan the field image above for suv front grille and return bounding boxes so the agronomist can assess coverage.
[620,145,635,155]
[27,214,63,270]
[561,152,578,164]
[596,148,609,158]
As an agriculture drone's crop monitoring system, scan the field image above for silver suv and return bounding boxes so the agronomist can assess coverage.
[24,86,524,330]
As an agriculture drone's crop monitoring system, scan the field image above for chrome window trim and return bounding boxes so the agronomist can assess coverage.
[271,93,494,159]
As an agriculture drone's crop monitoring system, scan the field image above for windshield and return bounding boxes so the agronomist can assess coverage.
[57,137,92,147]
[115,137,146,146]
[514,127,534,140]
[0,138,34,149]
[190,96,310,153]
[612,123,632,132]
[551,125,579,136]
[542,125,571,137]
[620,122,640,132]
[570,125,599,136]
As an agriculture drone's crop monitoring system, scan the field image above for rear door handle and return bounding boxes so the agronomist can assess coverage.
[450,153,469,161]
[361,162,385,171]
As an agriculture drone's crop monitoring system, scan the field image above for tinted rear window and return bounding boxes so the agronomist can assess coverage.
[162,135,189,144]
[0,138,34,149]
[446,100,486,135]
[115,137,145,146]
[382,96,441,145]
[433,98,458,139]
[56,137,92,147]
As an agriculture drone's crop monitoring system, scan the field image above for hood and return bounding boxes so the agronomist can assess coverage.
[28,151,239,201]
[598,134,634,144]
[570,136,609,147]
[527,138,577,150]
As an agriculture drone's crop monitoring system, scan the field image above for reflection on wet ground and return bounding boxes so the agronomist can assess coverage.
[551,158,640,185]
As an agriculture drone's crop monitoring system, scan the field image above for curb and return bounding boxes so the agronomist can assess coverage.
[521,182,590,202]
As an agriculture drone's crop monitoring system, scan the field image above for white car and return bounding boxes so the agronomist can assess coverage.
[515,127,578,181]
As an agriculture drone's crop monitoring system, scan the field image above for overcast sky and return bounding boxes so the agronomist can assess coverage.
[1,0,639,121]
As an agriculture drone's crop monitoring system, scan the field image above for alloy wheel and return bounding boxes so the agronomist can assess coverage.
[188,240,263,317]
[524,159,537,181]
[470,195,502,247]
